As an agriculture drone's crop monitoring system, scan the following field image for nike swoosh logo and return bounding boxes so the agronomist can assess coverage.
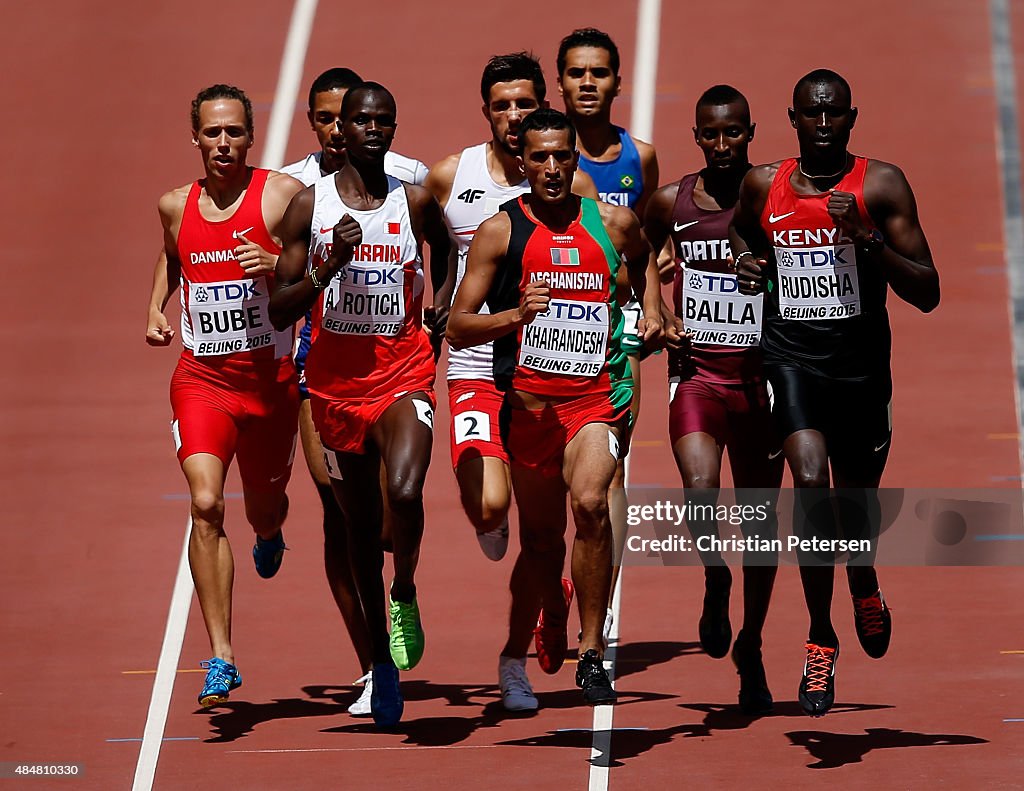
[319,226,334,234]
[873,439,890,453]
[674,220,699,232]
[269,473,286,483]
[768,211,795,224]
[768,449,784,460]
[232,226,254,239]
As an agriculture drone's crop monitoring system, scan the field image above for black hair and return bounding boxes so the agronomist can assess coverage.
[695,84,750,124]
[307,67,363,110]
[191,84,253,134]
[480,52,546,104]
[339,81,396,118]
[517,107,576,152]
[793,69,852,105]
[557,28,620,76]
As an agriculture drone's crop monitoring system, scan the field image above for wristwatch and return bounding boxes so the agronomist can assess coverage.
[859,228,884,254]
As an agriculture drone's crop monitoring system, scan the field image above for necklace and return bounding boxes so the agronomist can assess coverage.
[798,154,849,180]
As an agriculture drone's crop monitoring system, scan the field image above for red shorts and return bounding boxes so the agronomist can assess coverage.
[669,376,779,481]
[505,391,623,477]
[170,355,299,489]
[448,378,508,468]
[311,388,436,456]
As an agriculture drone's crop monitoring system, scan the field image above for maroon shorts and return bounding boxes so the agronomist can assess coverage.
[669,376,779,481]
[505,391,624,477]
[448,378,508,468]
[311,388,435,456]
[170,355,299,489]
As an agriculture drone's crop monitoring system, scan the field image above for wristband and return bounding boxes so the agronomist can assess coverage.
[309,268,326,291]
[734,251,754,266]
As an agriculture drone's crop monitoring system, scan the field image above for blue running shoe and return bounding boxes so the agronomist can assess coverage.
[198,658,242,707]
[370,662,404,728]
[253,530,286,579]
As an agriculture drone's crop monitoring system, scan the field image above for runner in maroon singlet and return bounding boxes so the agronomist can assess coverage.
[645,85,782,714]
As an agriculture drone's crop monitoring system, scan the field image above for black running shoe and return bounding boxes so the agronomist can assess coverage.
[576,649,617,706]
[698,581,732,659]
[798,642,839,717]
[852,589,892,659]
[731,631,772,715]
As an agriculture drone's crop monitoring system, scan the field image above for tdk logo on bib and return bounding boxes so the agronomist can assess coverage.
[543,300,605,322]
[339,266,401,286]
[195,281,261,301]
[687,271,740,293]
[777,246,851,269]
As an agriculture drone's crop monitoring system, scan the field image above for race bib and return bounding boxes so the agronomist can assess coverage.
[188,278,275,356]
[519,297,609,377]
[682,268,762,347]
[454,410,490,444]
[774,244,861,321]
[321,264,405,337]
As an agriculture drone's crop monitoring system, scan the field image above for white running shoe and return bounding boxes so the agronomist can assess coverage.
[476,518,510,561]
[498,655,538,712]
[348,672,373,717]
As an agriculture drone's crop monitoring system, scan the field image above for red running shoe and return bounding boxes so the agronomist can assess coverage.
[534,578,574,674]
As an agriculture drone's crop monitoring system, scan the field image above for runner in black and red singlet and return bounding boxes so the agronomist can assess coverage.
[145,85,304,707]
[645,85,782,715]
[271,83,455,728]
[447,109,666,709]
[731,69,939,716]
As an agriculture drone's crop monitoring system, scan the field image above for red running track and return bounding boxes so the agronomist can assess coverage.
[0,1,1021,788]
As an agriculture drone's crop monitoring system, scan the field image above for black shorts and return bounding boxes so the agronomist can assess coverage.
[764,362,892,482]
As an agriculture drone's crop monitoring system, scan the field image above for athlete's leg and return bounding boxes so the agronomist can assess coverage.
[299,400,372,672]
[786,429,838,648]
[607,365,639,601]
[670,381,733,656]
[502,465,568,659]
[183,453,235,664]
[370,393,434,602]
[328,447,389,663]
[564,423,619,656]
[455,456,511,533]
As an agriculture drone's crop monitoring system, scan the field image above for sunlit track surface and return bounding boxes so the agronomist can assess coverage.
[1,2,1021,789]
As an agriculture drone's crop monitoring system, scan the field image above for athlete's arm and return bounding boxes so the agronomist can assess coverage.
[268,186,360,330]
[146,191,185,347]
[406,184,457,355]
[572,169,599,200]
[447,213,543,349]
[836,161,939,313]
[423,153,460,211]
[634,139,660,220]
[643,182,679,284]
[421,155,462,308]
[730,165,775,295]
[604,204,665,347]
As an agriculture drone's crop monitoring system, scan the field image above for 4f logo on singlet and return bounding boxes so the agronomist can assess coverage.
[457,189,486,204]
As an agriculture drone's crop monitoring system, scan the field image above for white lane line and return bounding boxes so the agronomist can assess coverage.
[132,2,317,787]
[261,0,319,170]
[587,2,662,787]
[131,519,194,791]
[629,0,662,143]
[990,0,1024,474]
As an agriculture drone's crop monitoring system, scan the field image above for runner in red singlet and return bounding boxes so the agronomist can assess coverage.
[731,70,939,716]
[271,83,455,728]
[645,85,782,714]
[145,85,304,707]
[448,109,666,709]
